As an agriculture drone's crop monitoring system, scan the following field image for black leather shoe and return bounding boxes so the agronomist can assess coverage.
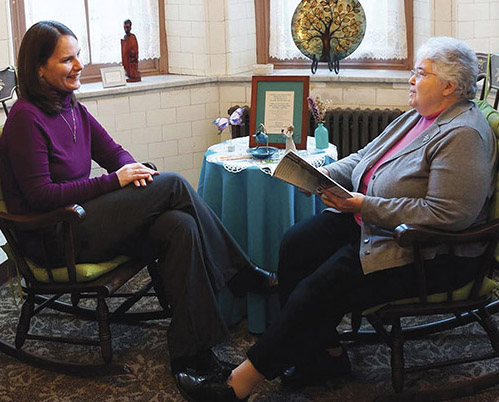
[281,349,351,388]
[175,367,248,402]
[171,349,237,375]
[227,265,278,297]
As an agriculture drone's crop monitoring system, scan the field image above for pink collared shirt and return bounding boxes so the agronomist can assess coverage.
[354,110,442,225]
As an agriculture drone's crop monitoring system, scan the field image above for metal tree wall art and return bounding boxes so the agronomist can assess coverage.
[291,0,366,74]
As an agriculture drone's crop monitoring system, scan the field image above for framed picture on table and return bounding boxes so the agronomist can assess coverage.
[249,75,310,149]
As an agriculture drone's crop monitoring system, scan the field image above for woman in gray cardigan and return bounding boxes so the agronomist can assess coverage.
[175,37,497,402]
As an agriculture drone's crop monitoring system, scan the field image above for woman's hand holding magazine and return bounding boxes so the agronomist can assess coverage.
[272,150,353,198]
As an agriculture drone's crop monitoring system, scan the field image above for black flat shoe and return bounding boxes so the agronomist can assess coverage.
[281,349,351,389]
[171,349,237,375]
[227,265,278,297]
[175,367,248,402]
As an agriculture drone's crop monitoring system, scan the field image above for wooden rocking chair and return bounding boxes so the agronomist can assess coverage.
[341,88,499,400]
[0,160,171,376]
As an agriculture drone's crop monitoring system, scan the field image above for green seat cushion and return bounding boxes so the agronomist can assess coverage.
[27,254,131,283]
[363,277,499,315]
[474,100,499,260]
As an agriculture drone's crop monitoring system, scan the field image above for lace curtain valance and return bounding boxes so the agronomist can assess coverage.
[25,0,160,65]
[269,0,407,61]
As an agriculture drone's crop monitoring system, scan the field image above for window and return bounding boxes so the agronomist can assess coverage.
[10,0,168,82]
[255,0,413,70]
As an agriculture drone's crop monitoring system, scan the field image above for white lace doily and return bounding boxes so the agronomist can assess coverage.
[206,137,338,175]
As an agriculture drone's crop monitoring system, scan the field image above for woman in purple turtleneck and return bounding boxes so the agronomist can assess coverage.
[0,20,277,378]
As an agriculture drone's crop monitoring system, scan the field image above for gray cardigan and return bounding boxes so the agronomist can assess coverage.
[324,100,497,274]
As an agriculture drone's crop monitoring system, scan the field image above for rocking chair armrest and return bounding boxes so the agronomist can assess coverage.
[142,161,157,171]
[0,204,86,231]
[393,218,499,248]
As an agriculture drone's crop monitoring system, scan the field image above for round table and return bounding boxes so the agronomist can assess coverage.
[198,136,337,333]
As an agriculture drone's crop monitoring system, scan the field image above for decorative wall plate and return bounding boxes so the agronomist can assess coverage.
[291,0,366,73]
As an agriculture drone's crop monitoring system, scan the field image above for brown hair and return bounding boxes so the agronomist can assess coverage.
[17,20,78,115]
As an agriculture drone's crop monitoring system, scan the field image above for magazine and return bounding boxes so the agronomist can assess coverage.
[272,150,353,199]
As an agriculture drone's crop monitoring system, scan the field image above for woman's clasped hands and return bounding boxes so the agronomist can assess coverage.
[116,162,159,188]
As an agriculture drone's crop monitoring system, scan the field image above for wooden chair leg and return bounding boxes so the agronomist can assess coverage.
[477,307,499,354]
[71,292,81,307]
[390,318,405,393]
[351,311,362,333]
[15,292,34,349]
[96,296,112,363]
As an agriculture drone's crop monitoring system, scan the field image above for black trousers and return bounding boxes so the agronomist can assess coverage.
[247,212,480,380]
[33,173,252,360]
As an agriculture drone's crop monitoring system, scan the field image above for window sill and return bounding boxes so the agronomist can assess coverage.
[75,69,411,100]
[222,68,411,84]
[75,75,218,100]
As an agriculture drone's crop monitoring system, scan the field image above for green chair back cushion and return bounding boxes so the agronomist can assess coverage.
[27,254,131,283]
[476,99,499,138]
[363,277,499,315]
[474,100,499,260]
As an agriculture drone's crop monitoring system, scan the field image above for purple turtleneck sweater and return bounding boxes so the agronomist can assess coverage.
[0,94,136,214]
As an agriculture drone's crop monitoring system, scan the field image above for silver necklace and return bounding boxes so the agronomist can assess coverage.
[60,107,76,143]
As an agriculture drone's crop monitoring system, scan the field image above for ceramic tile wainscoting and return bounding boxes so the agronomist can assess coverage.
[75,70,413,189]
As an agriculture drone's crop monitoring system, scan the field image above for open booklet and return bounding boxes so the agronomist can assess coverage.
[272,150,353,199]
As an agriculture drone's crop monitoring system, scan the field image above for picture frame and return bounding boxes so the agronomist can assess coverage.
[249,75,310,149]
[100,66,127,88]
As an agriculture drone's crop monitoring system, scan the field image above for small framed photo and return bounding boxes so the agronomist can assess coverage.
[100,66,127,88]
[249,75,310,149]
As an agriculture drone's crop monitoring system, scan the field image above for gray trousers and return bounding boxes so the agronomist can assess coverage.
[45,172,251,360]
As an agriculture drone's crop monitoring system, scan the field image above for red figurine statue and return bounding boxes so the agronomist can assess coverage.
[121,19,141,82]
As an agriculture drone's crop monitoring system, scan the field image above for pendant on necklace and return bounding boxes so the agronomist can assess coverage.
[60,107,77,143]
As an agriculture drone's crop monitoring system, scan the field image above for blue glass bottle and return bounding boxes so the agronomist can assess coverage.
[314,122,329,149]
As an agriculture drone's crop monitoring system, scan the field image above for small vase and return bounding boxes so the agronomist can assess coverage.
[314,122,329,149]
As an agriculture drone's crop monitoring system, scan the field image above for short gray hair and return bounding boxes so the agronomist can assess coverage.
[416,37,478,100]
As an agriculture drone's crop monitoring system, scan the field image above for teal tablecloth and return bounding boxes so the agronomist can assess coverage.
[198,137,337,333]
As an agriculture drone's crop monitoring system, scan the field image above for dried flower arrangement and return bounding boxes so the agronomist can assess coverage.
[307,95,330,125]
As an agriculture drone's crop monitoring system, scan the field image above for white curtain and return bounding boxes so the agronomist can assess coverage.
[24,0,90,63]
[24,0,160,65]
[269,0,407,61]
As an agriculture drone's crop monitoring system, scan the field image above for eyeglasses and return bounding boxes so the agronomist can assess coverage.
[410,67,437,80]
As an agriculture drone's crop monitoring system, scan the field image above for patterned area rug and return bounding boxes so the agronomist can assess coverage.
[1,271,499,402]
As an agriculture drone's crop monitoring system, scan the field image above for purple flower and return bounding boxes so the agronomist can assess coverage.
[229,107,245,126]
[307,96,329,124]
[307,96,321,124]
[213,106,247,134]
[212,117,229,133]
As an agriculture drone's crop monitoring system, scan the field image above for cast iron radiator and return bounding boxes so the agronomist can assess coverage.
[313,108,404,159]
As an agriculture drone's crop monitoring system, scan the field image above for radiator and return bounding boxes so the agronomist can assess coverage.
[316,108,404,159]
